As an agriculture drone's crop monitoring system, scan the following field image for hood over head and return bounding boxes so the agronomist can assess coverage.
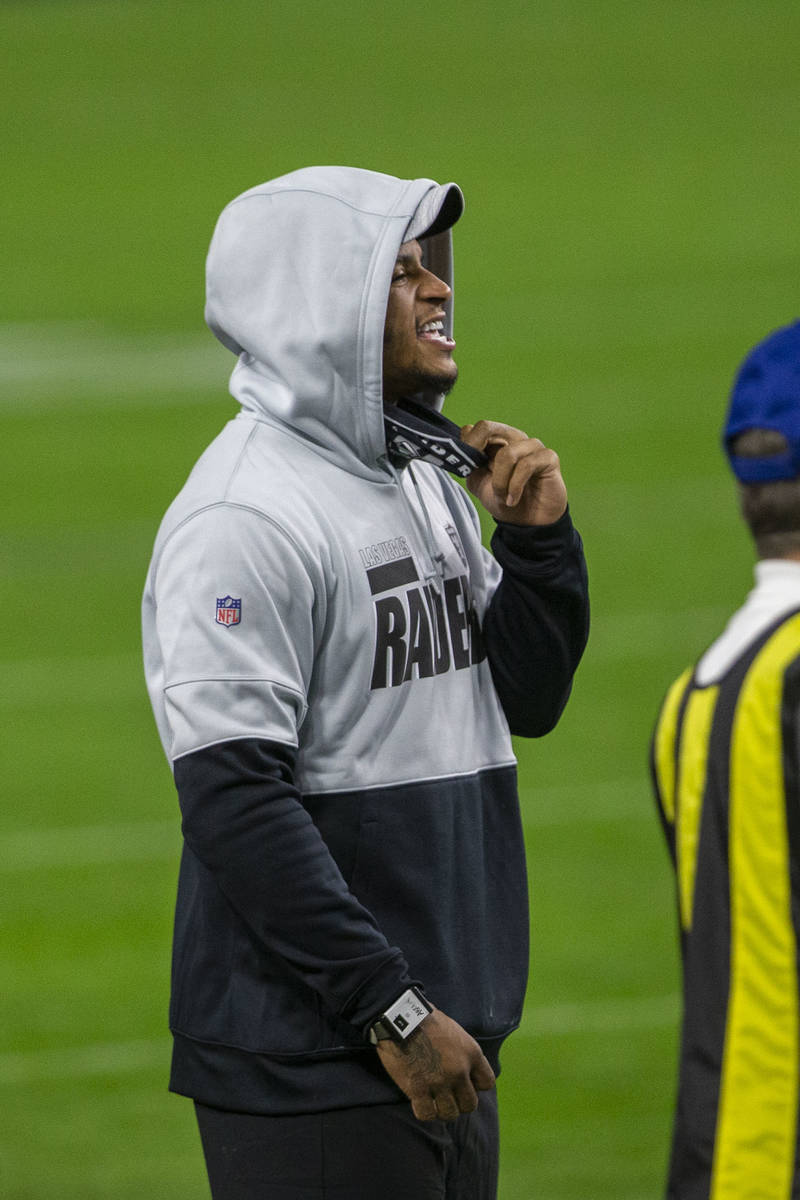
[205,166,464,480]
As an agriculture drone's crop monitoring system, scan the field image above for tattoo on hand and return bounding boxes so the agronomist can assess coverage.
[402,1029,442,1078]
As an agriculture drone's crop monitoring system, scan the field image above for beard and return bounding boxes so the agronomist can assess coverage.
[403,363,459,407]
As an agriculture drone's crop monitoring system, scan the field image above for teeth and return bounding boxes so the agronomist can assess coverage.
[419,320,444,334]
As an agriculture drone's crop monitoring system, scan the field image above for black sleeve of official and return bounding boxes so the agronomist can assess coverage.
[484,507,590,737]
[173,737,414,1030]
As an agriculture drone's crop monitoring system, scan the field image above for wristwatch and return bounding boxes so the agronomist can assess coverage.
[368,987,433,1045]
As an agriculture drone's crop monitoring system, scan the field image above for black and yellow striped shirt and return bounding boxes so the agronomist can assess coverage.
[651,608,800,1199]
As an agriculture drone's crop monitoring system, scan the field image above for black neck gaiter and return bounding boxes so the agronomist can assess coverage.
[383,397,488,479]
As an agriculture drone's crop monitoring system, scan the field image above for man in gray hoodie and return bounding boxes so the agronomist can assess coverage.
[143,167,589,1199]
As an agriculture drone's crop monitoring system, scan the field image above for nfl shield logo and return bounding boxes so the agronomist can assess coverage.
[216,596,242,627]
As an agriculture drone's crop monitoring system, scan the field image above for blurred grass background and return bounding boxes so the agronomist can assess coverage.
[2,1,799,1195]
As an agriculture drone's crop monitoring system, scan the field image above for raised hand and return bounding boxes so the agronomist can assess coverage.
[461,419,568,526]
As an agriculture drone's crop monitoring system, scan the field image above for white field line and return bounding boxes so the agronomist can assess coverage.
[519,777,652,826]
[0,993,680,1084]
[518,992,679,1037]
[5,589,724,711]
[0,321,231,407]
[6,602,722,706]
[586,604,730,662]
[0,819,179,872]
[5,652,145,706]
[0,1037,171,1084]
[1,777,651,873]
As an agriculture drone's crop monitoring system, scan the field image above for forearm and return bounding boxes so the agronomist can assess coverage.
[484,507,589,736]
[173,736,414,1029]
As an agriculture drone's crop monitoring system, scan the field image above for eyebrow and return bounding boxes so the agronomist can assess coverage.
[394,249,422,267]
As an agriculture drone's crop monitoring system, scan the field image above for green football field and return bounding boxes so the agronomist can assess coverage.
[3,1,800,1195]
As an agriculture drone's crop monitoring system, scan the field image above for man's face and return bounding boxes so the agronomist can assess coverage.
[382,239,458,406]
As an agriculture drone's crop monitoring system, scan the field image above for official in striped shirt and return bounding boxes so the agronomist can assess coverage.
[651,320,800,1199]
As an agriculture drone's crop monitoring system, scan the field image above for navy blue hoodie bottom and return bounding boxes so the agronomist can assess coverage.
[194,1091,499,1199]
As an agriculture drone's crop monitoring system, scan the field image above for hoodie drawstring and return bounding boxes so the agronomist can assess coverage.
[382,459,446,587]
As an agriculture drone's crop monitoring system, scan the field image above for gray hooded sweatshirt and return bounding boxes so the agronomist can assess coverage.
[142,166,589,1114]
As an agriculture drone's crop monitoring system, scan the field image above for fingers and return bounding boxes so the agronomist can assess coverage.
[433,1092,463,1121]
[409,1056,494,1123]
[460,419,528,451]
[453,1077,481,1113]
[501,442,561,508]
[410,1083,477,1122]
[460,420,560,507]
[471,1054,497,1092]
[410,1092,438,1121]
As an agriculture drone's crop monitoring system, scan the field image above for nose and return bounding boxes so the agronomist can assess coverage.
[420,266,451,302]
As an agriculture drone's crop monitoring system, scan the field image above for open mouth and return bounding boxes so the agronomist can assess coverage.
[418,319,455,349]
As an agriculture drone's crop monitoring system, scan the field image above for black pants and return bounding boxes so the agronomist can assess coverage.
[194,1092,499,1200]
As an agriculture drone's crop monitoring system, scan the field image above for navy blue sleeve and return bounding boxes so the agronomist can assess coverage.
[484,507,590,737]
[173,737,415,1032]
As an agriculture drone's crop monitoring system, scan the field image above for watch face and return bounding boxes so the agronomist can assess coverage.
[381,989,431,1041]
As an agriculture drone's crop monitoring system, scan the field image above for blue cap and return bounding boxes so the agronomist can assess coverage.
[724,320,800,483]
